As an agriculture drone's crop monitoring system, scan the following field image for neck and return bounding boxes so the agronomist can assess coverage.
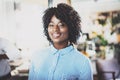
[53,42,69,50]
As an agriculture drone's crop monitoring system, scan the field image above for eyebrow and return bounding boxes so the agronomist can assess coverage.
[49,21,62,24]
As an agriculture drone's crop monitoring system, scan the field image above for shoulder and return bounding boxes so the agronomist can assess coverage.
[73,48,89,61]
[71,48,92,74]
[72,48,91,66]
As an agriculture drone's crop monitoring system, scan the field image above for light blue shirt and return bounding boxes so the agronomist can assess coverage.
[29,45,93,80]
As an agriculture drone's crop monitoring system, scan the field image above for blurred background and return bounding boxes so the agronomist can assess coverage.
[0,0,120,80]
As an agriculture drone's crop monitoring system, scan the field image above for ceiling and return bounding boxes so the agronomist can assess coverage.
[15,0,120,13]
[71,0,120,13]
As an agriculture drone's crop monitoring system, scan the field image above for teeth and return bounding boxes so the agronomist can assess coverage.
[53,33,60,38]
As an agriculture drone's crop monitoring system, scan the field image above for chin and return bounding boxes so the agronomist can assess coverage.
[53,41,61,44]
[52,40,63,44]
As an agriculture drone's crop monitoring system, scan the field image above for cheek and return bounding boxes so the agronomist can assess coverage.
[65,31,69,37]
[47,30,52,40]
[48,29,52,35]
[61,29,69,37]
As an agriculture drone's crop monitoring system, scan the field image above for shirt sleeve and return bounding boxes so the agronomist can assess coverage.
[28,60,35,80]
[28,48,48,80]
[81,59,93,80]
[75,55,93,80]
[28,53,39,80]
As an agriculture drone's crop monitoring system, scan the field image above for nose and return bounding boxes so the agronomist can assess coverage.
[53,25,59,31]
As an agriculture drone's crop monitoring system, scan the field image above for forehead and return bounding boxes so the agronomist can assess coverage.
[50,16,60,21]
[50,16,66,24]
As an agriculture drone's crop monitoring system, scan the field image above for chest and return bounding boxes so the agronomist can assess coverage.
[34,54,79,79]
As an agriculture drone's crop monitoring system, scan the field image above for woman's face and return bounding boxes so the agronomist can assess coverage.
[48,15,69,44]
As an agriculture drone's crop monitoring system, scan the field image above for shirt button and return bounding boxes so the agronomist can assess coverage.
[61,54,64,56]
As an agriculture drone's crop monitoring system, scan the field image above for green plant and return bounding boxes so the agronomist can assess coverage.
[97,35,108,46]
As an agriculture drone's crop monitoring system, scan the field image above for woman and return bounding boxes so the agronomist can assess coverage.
[29,3,93,80]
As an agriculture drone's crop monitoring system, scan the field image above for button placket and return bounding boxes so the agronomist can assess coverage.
[48,50,60,80]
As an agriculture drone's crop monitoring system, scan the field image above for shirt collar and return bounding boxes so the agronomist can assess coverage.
[50,45,74,56]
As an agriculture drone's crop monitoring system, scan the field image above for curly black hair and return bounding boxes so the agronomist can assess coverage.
[42,3,81,44]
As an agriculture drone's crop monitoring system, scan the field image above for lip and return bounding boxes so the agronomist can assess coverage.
[52,33,61,39]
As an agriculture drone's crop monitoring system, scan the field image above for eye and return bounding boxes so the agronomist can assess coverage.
[58,23,65,28]
[48,23,54,28]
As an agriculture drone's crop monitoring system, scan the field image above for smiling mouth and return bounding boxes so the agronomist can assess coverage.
[52,33,61,38]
